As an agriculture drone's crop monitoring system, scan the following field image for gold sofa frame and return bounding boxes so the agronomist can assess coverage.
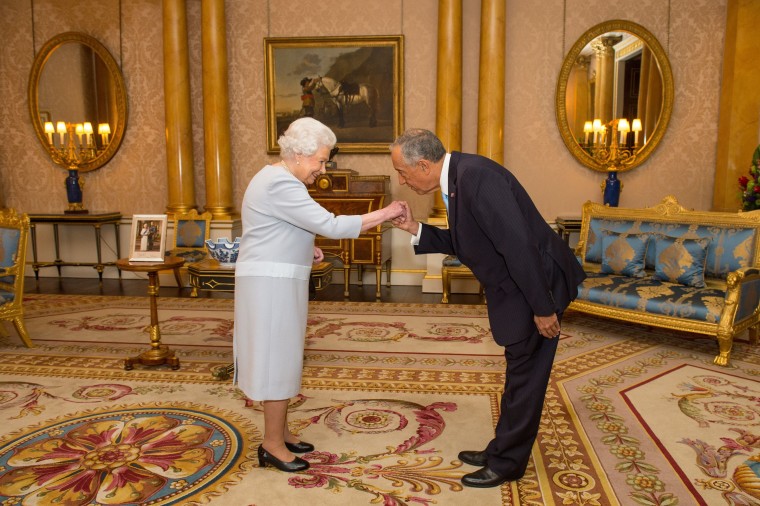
[571,195,760,366]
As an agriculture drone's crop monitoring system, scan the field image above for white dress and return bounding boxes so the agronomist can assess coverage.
[234,165,362,401]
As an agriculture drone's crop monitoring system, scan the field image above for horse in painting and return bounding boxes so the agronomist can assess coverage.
[313,76,379,128]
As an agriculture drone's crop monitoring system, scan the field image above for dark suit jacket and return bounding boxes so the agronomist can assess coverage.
[417,152,587,346]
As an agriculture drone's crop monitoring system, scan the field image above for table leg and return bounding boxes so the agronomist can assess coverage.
[375,266,381,300]
[114,223,122,278]
[94,224,104,282]
[52,224,62,277]
[30,223,40,280]
[124,271,180,370]
[343,264,350,298]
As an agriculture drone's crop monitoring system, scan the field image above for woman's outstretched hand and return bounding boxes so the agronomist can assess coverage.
[385,200,407,222]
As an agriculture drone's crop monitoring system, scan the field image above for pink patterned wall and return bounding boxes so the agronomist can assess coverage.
[0,0,728,223]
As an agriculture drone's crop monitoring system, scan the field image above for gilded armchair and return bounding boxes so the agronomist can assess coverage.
[0,208,33,347]
[441,255,484,303]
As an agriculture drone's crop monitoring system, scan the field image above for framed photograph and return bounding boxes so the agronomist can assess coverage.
[129,214,168,262]
[265,35,404,154]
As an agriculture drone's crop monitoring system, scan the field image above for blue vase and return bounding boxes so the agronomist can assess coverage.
[603,171,621,207]
[65,169,86,213]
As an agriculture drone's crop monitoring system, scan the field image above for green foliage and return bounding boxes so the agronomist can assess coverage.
[738,144,760,211]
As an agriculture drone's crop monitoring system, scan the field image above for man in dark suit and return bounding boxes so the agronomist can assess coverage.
[390,129,586,488]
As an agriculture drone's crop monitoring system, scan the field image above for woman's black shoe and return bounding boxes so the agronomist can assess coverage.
[257,445,309,472]
[285,441,315,453]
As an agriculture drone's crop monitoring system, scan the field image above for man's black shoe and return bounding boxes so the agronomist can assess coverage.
[458,450,488,467]
[461,466,520,488]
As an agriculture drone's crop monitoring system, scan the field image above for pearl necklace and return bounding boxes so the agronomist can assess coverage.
[281,159,299,175]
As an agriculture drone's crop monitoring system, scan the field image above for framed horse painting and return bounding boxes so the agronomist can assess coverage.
[264,35,404,154]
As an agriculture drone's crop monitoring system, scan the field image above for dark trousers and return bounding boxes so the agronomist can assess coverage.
[484,314,561,477]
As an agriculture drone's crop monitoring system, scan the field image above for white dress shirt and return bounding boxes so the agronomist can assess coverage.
[411,153,451,245]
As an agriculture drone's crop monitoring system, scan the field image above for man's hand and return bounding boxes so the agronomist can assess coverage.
[313,247,324,264]
[384,201,407,221]
[534,314,560,339]
[391,202,419,236]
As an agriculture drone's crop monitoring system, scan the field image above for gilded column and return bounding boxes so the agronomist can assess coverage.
[713,0,760,211]
[434,0,462,218]
[201,0,235,219]
[568,56,590,141]
[477,0,505,163]
[591,35,620,126]
[163,0,196,214]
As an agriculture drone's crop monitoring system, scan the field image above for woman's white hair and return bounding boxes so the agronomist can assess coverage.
[278,117,337,157]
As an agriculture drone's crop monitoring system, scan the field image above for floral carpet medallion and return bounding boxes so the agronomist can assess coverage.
[0,402,257,505]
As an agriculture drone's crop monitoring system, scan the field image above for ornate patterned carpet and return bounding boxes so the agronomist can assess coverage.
[2,294,760,505]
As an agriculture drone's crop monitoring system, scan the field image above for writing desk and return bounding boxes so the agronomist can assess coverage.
[308,168,391,300]
[28,212,122,282]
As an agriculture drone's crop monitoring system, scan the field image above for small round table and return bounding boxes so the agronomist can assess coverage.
[116,256,185,370]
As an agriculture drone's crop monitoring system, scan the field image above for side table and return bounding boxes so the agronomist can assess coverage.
[555,216,582,245]
[116,257,184,370]
[187,259,334,298]
[28,212,122,282]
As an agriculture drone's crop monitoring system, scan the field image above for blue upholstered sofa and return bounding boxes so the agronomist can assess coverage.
[571,195,760,366]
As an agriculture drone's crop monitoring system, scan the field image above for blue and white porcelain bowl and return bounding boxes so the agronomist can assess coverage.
[205,237,241,266]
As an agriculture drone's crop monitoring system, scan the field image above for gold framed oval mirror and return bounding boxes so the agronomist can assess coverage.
[555,20,673,173]
[28,32,128,173]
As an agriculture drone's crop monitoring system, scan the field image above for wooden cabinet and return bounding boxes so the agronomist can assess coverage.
[308,168,391,300]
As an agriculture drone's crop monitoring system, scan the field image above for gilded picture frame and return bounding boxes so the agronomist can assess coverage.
[129,214,168,262]
[265,35,404,154]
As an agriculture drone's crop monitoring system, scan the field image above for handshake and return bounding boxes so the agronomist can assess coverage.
[383,200,419,235]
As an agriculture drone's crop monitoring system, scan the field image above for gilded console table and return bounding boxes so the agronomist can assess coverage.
[555,216,582,244]
[308,168,391,300]
[28,212,122,282]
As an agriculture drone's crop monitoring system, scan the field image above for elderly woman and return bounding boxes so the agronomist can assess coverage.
[234,117,405,473]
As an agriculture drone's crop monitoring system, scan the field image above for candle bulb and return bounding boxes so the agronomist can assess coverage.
[98,123,111,145]
[83,122,93,146]
[618,118,630,145]
[75,124,84,145]
[56,121,67,145]
[592,119,601,145]
[44,122,55,145]
[631,118,642,146]
[583,121,593,145]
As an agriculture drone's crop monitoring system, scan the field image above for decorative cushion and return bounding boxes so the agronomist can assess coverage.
[584,217,757,279]
[600,231,650,278]
[577,272,725,323]
[442,255,464,267]
[653,235,711,288]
